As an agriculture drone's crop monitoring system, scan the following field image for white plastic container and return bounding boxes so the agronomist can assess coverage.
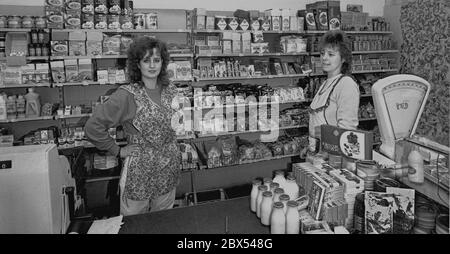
[272,170,287,189]
[408,150,424,183]
[25,88,41,118]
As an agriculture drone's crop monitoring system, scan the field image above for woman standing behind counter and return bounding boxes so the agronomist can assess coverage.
[85,37,181,216]
[307,30,360,153]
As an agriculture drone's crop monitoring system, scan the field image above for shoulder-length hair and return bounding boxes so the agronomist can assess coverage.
[319,30,352,75]
[127,36,170,86]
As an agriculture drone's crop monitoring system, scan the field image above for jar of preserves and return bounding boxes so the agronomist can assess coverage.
[28,44,36,56]
[22,16,35,29]
[8,15,22,29]
[35,16,47,29]
[35,44,42,56]
[0,16,7,28]
[42,44,49,56]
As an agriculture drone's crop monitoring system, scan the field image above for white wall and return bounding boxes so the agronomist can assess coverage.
[0,0,386,16]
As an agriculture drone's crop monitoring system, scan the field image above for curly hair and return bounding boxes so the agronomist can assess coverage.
[127,36,170,86]
[319,30,352,75]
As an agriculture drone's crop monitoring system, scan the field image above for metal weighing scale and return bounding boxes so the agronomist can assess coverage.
[371,74,449,195]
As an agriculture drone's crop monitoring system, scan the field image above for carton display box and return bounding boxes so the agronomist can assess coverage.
[316,1,329,30]
[328,1,341,30]
[50,61,66,83]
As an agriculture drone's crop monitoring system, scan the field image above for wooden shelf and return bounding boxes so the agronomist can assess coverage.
[57,28,190,33]
[200,154,298,170]
[305,30,393,35]
[195,73,308,82]
[180,125,307,140]
[0,115,54,123]
[53,81,126,87]
[0,83,52,88]
[0,28,31,32]
[353,69,398,74]
[196,52,308,58]
[50,55,127,60]
[353,50,399,54]
[183,100,311,111]
[55,113,92,120]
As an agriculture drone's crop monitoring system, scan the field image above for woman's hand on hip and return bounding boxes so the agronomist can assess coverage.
[120,144,140,158]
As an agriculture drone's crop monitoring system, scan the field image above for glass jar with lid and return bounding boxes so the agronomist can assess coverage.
[35,16,47,29]
[8,15,22,29]
[21,16,35,29]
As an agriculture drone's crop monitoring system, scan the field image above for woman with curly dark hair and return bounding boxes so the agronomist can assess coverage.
[305,30,360,154]
[85,36,181,216]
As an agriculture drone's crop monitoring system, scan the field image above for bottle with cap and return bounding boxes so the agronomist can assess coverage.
[16,95,26,118]
[273,187,284,203]
[284,175,299,200]
[279,194,290,214]
[263,177,272,189]
[269,182,279,195]
[25,88,41,118]
[6,95,16,119]
[270,202,286,234]
[408,150,424,183]
[256,185,268,218]
[260,191,273,226]
[250,179,262,213]
[272,170,287,189]
[286,200,300,234]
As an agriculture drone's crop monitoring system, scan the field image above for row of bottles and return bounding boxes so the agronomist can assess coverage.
[0,88,41,120]
[250,171,300,234]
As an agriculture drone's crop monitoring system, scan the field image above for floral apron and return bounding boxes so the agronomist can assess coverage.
[119,83,181,201]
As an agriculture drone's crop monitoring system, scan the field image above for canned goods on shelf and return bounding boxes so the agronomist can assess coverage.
[0,16,7,28]
[8,15,22,29]
[21,16,35,29]
[35,16,47,29]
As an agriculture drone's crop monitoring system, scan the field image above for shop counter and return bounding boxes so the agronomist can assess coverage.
[69,196,269,234]
[119,196,269,234]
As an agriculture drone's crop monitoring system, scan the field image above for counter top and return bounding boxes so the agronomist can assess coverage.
[119,196,269,234]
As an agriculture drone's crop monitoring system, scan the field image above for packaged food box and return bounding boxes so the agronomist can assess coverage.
[81,13,94,29]
[51,41,68,56]
[45,5,64,29]
[96,69,108,83]
[108,0,121,15]
[81,0,94,14]
[175,61,192,80]
[206,36,220,46]
[95,14,107,29]
[50,61,65,83]
[206,16,215,30]
[64,59,79,82]
[195,15,205,30]
[315,1,328,30]
[65,0,81,12]
[78,58,93,81]
[328,1,341,31]
[21,64,36,84]
[215,16,227,30]
[94,0,108,14]
[35,63,50,83]
[239,18,249,31]
[102,34,121,55]
[304,5,317,31]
